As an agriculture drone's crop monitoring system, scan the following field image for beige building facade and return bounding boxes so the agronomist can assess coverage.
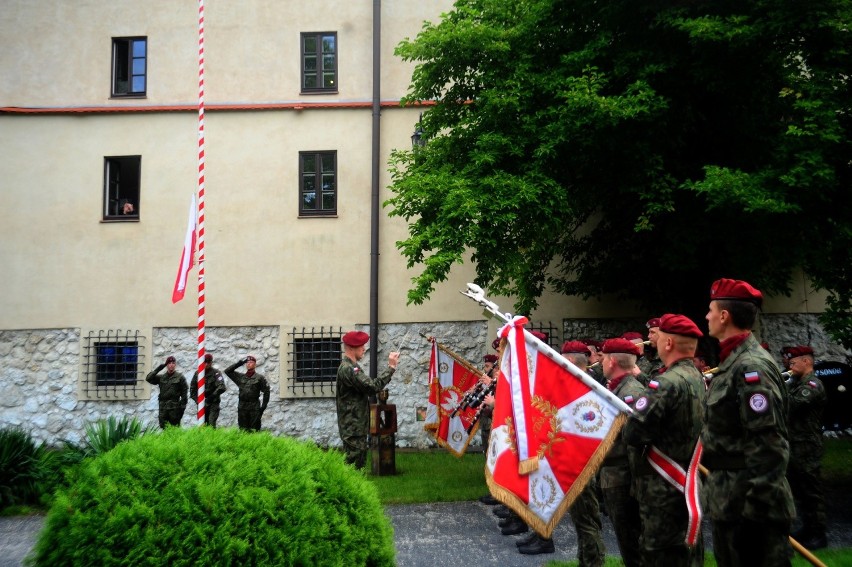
[1,1,845,446]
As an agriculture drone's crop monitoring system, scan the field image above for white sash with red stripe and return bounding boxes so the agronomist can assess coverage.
[647,440,704,547]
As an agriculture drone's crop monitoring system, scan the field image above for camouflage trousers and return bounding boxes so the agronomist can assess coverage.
[600,481,641,567]
[237,407,262,431]
[201,404,221,428]
[633,474,704,566]
[568,478,605,567]
[342,434,368,469]
[157,406,184,429]
[711,519,791,567]
[788,456,826,537]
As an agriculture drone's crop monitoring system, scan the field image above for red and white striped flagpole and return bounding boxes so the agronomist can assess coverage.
[195,0,207,425]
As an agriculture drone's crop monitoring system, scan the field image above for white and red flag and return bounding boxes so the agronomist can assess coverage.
[424,338,483,457]
[172,194,197,303]
[486,316,631,537]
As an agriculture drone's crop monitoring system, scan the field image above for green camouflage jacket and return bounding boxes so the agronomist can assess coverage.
[786,371,826,459]
[336,357,395,439]
[701,332,794,524]
[599,374,645,489]
[146,368,188,410]
[225,363,270,410]
[191,367,227,405]
[624,357,705,468]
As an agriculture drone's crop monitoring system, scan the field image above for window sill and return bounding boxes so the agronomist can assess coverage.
[299,90,339,96]
[102,217,140,223]
[298,214,338,219]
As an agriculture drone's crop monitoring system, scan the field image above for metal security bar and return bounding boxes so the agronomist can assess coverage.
[81,329,146,399]
[287,326,343,397]
[528,321,560,350]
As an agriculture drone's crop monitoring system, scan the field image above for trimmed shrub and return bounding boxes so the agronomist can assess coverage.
[29,427,395,566]
[0,427,43,507]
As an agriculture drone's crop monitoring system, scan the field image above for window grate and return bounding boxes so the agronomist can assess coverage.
[529,321,560,350]
[286,326,342,397]
[82,330,146,399]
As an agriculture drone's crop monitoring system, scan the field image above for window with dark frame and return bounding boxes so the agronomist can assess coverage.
[286,327,343,397]
[112,37,147,97]
[301,32,337,93]
[103,156,141,220]
[82,330,146,399]
[299,151,337,216]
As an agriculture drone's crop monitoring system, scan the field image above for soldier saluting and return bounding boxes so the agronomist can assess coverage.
[225,355,270,431]
[146,355,188,429]
[335,331,398,469]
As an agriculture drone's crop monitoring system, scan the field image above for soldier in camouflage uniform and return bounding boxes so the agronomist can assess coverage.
[643,317,665,376]
[336,330,398,469]
[624,314,706,566]
[783,345,827,549]
[146,355,188,428]
[190,353,227,427]
[225,355,270,431]
[477,353,500,506]
[598,338,645,567]
[703,278,794,567]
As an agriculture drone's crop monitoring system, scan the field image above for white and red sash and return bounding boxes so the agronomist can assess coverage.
[647,440,704,547]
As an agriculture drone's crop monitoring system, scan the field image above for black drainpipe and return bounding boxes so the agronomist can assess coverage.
[369,0,381,378]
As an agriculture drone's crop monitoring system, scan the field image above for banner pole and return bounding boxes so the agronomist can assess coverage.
[195,0,207,425]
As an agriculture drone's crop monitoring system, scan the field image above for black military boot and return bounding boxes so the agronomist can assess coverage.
[478,494,499,505]
[518,535,555,555]
[493,505,512,518]
[500,517,529,536]
[515,531,538,547]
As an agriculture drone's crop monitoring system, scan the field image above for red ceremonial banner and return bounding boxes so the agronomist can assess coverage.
[424,339,483,457]
[486,316,630,537]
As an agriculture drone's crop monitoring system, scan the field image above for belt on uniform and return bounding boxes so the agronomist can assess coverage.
[701,454,746,470]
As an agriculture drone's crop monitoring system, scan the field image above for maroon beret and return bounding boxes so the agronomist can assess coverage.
[783,346,813,359]
[483,354,498,363]
[658,313,703,338]
[342,331,369,347]
[580,338,603,351]
[621,331,644,342]
[646,317,662,329]
[710,278,763,306]
[561,340,590,354]
[246,355,256,362]
[531,330,549,341]
[165,356,176,364]
[204,353,214,363]
[601,338,641,356]
[492,338,501,351]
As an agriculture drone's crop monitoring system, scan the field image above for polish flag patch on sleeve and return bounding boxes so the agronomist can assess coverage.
[744,371,761,384]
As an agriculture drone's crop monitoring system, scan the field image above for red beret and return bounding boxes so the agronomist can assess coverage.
[166,356,176,364]
[580,338,603,351]
[531,330,549,341]
[561,340,590,354]
[782,346,813,359]
[342,331,369,347]
[710,278,763,306]
[483,354,498,363]
[646,317,662,329]
[601,338,641,356]
[492,338,501,351]
[658,313,703,338]
[621,331,644,342]
[246,355,256,362]
[204,353,214,363]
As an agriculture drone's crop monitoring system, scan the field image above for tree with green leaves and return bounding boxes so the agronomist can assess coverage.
[385,0,851,347]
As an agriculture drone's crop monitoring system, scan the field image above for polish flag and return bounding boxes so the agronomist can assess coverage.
[486,316,631,537]
[424,338,482,457]
[172,194,197,303]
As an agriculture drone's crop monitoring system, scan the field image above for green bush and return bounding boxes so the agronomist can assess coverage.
[30,427,395,566]
[0,427,44,507]
[62,415,151,465]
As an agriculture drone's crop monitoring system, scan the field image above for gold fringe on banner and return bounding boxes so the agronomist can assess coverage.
[518,455,540,475]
